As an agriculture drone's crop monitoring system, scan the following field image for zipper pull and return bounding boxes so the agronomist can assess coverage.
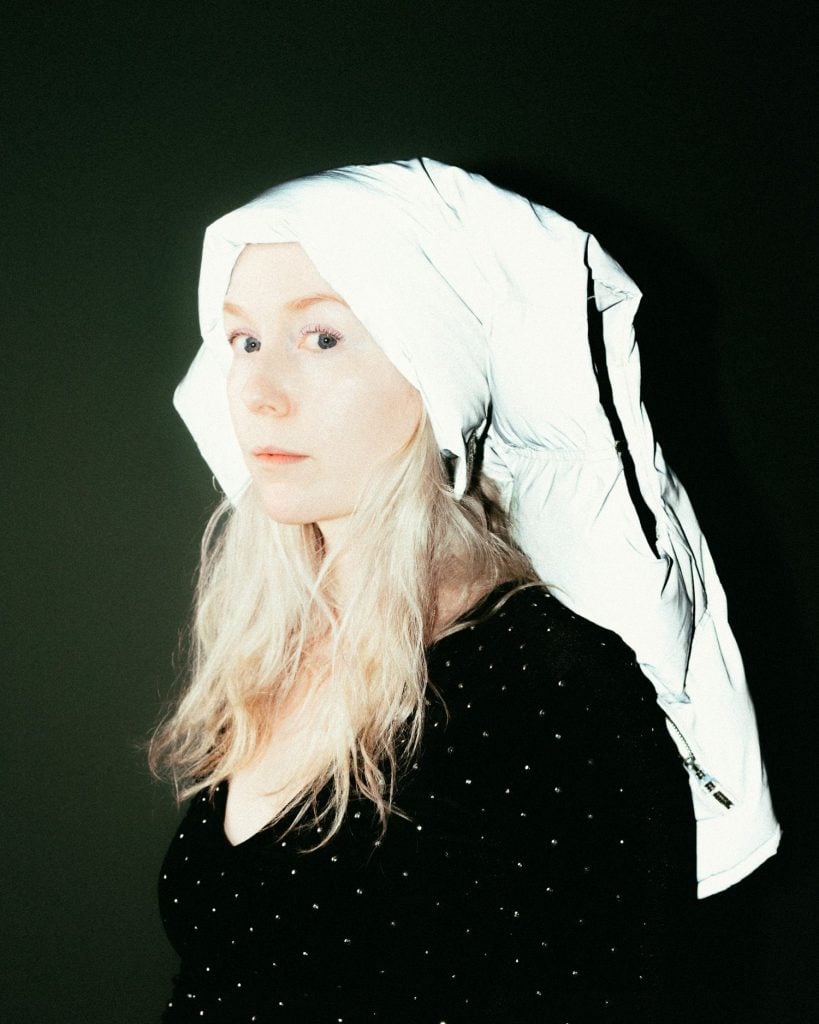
[682,755,734,809]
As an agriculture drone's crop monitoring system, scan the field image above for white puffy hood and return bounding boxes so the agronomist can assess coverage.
[174,156,780,897]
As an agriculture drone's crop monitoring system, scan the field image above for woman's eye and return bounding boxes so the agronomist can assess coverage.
[229,334,260,353]
[302,326,342,351]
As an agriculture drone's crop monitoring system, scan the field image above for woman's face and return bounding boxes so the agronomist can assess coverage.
[224,242,422,538]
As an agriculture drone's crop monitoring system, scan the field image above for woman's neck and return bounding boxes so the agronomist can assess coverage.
[317,520,493,633]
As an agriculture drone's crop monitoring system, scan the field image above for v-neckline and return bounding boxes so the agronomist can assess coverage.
[217,580,526,849]
[216,777,304,850]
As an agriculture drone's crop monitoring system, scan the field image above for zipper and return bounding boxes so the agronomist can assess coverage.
[665,716,734,810]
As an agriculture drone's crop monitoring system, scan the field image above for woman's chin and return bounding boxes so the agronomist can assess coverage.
[258,503,315,526]
[254,494,344,531]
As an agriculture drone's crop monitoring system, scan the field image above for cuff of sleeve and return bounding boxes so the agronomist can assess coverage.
[696,824,782,899]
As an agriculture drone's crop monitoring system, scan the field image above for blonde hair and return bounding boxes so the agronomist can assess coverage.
[148,408,540,844]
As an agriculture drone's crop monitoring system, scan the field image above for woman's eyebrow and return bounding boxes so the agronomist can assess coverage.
[286,292,350,312]
[222,293,349,317]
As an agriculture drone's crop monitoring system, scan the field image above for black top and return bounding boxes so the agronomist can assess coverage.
[158,582,696,1022]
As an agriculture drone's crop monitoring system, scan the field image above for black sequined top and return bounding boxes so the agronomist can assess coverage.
[158,582,696,1022]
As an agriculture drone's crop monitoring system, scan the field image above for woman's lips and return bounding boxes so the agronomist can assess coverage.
[252,447,308,464]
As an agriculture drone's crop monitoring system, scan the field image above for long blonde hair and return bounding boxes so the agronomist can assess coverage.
[149,408,540,843]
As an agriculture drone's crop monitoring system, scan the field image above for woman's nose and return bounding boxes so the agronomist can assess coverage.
[242,358,293,417]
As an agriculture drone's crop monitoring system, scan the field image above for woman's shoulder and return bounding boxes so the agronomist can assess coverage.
[431,579,638,679]
[425,579,661,763]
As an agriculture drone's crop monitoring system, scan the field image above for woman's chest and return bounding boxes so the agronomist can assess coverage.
[157,697,512,967]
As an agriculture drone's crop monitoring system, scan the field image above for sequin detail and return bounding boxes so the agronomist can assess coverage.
[157,583,695,1020]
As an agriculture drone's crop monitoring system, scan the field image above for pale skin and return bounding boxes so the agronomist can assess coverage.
[222,243,478,845]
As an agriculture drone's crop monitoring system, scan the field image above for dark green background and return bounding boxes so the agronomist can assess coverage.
[4,2,815,1021]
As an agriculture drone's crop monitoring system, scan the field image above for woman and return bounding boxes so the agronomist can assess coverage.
[151,157,779,1021]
